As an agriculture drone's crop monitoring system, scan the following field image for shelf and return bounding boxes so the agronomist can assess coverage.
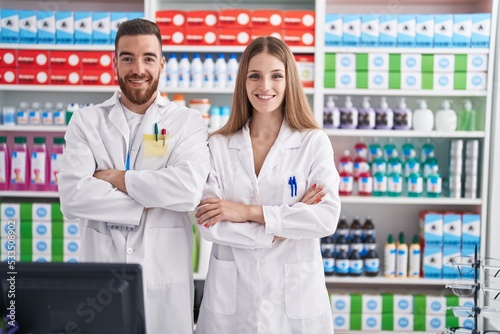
[0,191,59,198]
[324,47,489,55]
[162,45,315,54]
[0,125,67,133]
[0,85,118,93]
[325,276,452,286]
[160,87,314,95]
[0,43,115,51]
[323,89,488,97]
[323,129,486,138]
[340,196,482,205]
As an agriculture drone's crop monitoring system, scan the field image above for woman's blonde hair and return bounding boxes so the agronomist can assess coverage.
[213,36,319,136]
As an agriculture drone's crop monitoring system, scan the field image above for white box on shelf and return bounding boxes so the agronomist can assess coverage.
[471,13,491,48]
[1,9,19,43]
[401,72,422,90]
[453,14,472,48]
[37,11,56,44]
[443,213,461,246]
[74,12,92,44]
[434,54,455,73]
[32,221,52,239]
[416,14,434,48]
[333,313,350,331]
[362,294,382,314]
[401,54,422,72]
[56,12,75,44]
[342,15,361,46]
[368,71,389,89]
[461,213,480,247]
[336,71,356,89]
[330,293,351,314]
[325,14,342,46]
[368,53,389,71]
[394,313,414,331]
[442,246,461,279]
[19,10,37,44]
[397,15,416,47]
[336,53,356,71]
[434,14,453,47]
[426,295,447,315]
[361,14,379,47]
[379,14,397,47]
[434,73,454,91]
[393,294,413,314]
[423,245,443,279]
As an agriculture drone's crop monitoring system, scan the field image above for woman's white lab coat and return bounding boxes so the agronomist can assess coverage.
[196,121,341,334]
[58,92,210,334]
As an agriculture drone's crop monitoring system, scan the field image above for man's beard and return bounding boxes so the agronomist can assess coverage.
[118,73,159,106]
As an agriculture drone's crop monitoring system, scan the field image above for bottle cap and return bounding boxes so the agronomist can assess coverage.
[173,94,185,101]
[14,137,27,144]
[399,97,407,109]
[34,137,46,144]
[54,137,65,145]
[412,235,419,244]
[0,136,6,143]
[380,97,388,109]
[362,97,370,109]
[399,232,405,244]
[387,234,394,243]
[345,96,353,108]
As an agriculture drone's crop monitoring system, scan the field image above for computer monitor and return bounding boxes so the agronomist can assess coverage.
[0,262,146,334]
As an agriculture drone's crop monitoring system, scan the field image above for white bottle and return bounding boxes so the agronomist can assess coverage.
[41,101,54,125]
[435,100,457,132]
[178,53,190,88]
[396,233,408,278]
[16,101,29,125]
[323,96,340,129]
[375,97,393,130]
[408,235,421,278]
[227,53,239,88]
[53,102,66,126]
[190,53,203,88]
[203,54,215,88]
[166,54,179,88]
[339,96,358,129]
[214,53,227,88]
[29,102,42,125]
[358,97,375,129]
[413,99,434,132]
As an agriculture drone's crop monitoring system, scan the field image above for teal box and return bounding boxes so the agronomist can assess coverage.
[325,14,342,46]
[420,213,443,246]
[434,14,453,47]
[56,12,74,44]
[416,14,434,47]
[471,13,491,48]
[111,12,128,43]
[1,9,19,43]
[461,213,480,247]
[453,14,472,48]
[37,11,56,44]
[443,213,461,246]
[379,14,397,47]
[442,246,461,279]
[343,15,360,47]
[74,12,92,44]
[461,246,479,279]
[361,14,379,47]
[19,10,37,44]
[397,15,416,47]
[92,12,111,44]
[423,245,443,279]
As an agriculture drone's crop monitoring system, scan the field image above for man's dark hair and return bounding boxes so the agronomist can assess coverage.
[114,18,162,51]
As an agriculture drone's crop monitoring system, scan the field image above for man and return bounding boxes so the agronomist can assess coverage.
[58,19,210,333]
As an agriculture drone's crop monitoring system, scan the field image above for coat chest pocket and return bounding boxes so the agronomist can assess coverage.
[277,172,307,205]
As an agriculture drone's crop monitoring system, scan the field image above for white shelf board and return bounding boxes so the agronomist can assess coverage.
[162,45,315,54]
[340,196,482,205]
[0,191,59,198]
[324,46,489,55]
[325,276,452,286]
[160,87,314,95]
[0,125,67,132]
[323,89,488,97]
[0,85,119,93]
[0,43,115,51]
[323,129,486,138]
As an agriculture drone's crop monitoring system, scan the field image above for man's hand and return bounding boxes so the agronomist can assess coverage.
[93,170,127,193]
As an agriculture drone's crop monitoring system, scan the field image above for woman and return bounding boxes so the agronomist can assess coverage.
[195,36,341,334]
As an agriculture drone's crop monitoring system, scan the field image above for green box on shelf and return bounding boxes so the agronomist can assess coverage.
[422,72,434,90]
[350,293,362,314]
[413,314,426,331]
[382,314,394,331]
[454,54,468,72]
[413,294,427,315]
[324,70,336,88]
[454,72,467,90]
[324,53,336,70]
[421,54,434,73]
[356,53,369,71]
[350,313,362,331]
[389,71,401,89]
[389,53,401,72]
[356,71,368,89]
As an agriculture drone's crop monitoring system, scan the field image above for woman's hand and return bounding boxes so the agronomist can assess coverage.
[300,183,325,204]
[196,198,258,228]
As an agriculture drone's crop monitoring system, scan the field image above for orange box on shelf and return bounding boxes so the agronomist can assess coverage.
[159,26,185,45]
[81,69,115,85]
[283,10,315,30]
[17,50,49,69]
[0,49,17,67]
[0,68,17,84]
[17,68,49,85]
[218,28,250,46]
[80,51,114,69]
[185,27,218,46]
[294,54,314,88]
[186,10,218,28]
[219,9,251,28]
[49,51,81,69]
[250,28,283,41]
[156,10,186,27]
[283,29,315,47]
[251,10,283,28]
[49,68,81,85]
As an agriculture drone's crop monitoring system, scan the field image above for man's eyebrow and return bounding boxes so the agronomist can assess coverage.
[118,51,133,57]
[118,52,159,58]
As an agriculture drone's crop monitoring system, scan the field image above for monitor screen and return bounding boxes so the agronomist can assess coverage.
[0,262,145,334]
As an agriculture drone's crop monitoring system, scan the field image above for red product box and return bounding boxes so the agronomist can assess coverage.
[49,51,82,69]
[49,68,81,85]
[251,10,283,28]
[81,69,115,86]
[0,49,17,67]
[283,10,315,29]
[185,27,218,46]
[294,54,314,88]
[80,51,114,69]
[186,10,218,28]
[218,28,250,46]
[283,29,315,47]
[17,50,49,69]
[17,68,49,85]
[0,68,17,84]
[250,28,283,41]
[156,10,186,27]
[160,26,185,45]
[219,9,251,28]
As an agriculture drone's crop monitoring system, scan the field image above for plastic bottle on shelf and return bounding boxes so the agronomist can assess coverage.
[227,53,239,88]
[357,97,375,129]
[413,99,434,131]
[29,101,42,125]
[10,136,29,191]
[401,141,416,162]
[420,140,435,164]
[357,163,373,196]
[362,215,376,241]
[387,149,402,175]
[339,169,353,196]
[368,141,382,165]
[203,54,215,88]
[53,102,66,126]
[49,137,65,192]
[166,53,179,88]
[457,99,477,131]
[0,136,10,191]
[404,150,420,180]
[214,53,227,88]
[190,53,203,88]
[350,215,363,240]
[435,100,457,132]
[375,97,393,130]
[30,137,49,191]
[173,94,186,107]
[383,141,397,161]
[335,241,350,277]
[393,97,412,130]
[353,143,368,181]
[407,169,424,197]
[364,235,380,277]
[426,165,442,197]
[349,234,364,277]
[423,150,439,179]
[65,102,80,125]
[339,96,358,129]
[336,215,350,238]
[387,170,403,197]
[2,106,16,126]
[396,232,408,278]
[323,95,340,129]
[178,53,191,88]
[41,102,54,126]
[322,247,336,276]
[372,160,387,197]
[383,234,396,278]
[16,101,29,125]
[408,235,421,278]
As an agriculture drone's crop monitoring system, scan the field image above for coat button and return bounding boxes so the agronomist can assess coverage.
[126,247,133,255]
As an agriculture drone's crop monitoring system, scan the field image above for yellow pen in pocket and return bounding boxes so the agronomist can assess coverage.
[143,134,169,157]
